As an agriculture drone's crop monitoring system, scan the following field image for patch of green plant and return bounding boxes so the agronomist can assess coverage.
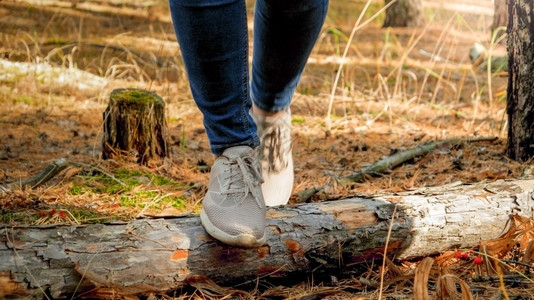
[164,196,189,210]
[45,38,69,46]
[70,168,185,195]
[70,209,119,223]
[117,191,189,211]
[13,96,34,104]
[69,184,88,195]
[0,210,40,225]
[291,118,305,124]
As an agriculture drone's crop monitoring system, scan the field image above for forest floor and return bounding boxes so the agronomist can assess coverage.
[1,0,533,298]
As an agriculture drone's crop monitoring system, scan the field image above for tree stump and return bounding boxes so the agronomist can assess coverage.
[102,88,170,165]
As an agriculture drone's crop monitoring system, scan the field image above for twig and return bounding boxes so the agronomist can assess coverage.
[294,137,497,202]
[0,158,68,193]
[472,274,532,284]
[378,204,397,300]
[500,259,534,269]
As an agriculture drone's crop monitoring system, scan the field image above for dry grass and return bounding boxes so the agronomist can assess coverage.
[0,0,532,298]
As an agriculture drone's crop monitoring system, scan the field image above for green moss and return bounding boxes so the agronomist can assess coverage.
[112,89,159,105]
[69,184,87,195]
[0,211,40,225]
[70,168,186,196]
[168,196,188,210]
[70,209,119,223]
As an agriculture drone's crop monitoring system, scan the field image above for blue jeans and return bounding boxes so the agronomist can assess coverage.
[169,0,328,154]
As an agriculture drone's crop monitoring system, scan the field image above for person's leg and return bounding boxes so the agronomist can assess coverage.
[169,0,259,155]
[251,0,329,113]
[250,0,328,206]
[169,0,265,248]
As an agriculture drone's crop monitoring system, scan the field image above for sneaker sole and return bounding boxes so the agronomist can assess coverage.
[200,209,266,248]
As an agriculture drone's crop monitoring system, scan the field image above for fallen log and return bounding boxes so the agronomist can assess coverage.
[1,179,533,298]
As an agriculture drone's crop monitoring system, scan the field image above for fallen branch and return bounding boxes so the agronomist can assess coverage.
[294,137,497,203]
[0,158,68,192]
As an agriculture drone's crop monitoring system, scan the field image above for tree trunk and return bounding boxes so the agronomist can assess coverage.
[383,0,424,28]
[1,179,533,298]
[102,88,170,165]
[506,1,534,162]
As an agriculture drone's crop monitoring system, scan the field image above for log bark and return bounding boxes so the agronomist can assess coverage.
[1,179,533,298]
[383,0,424,28]
[506,1,534,162]
[102,88,170,165]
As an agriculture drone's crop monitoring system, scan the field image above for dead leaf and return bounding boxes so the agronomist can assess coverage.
[523,240,534,264]
[62,166,83,181]
[435,251,456,266]
[186,275,252,299]
[439,274,474,300]
[414,257,435,300]
[139,207,183,218]
[78,288,140,300]
[385,257,404,278]
[437,268,457,300]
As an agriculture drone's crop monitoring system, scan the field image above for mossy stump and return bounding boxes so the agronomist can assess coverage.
[102,88,170,165]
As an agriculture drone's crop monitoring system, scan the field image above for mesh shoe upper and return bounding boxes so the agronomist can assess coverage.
[201,146,266,244]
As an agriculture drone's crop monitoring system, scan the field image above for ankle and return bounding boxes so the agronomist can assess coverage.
[252,105,285,118]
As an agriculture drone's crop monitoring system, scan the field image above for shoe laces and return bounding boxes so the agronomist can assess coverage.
[223,154,264,206]
[259,116,292,173]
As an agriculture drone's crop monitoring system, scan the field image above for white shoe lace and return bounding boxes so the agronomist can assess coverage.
[258,116,292,173]
[222,155,264,207]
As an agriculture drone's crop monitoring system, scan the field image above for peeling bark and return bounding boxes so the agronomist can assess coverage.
[1,179,533,298]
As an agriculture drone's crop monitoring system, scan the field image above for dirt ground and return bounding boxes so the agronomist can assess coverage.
[1,0,533,298]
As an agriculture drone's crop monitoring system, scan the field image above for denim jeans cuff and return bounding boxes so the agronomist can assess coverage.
[251,97,290,113]
[210,138,261,155]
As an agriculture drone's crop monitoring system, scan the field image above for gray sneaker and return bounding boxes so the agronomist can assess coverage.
[200,146,266,247]
[250,109,294,206]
